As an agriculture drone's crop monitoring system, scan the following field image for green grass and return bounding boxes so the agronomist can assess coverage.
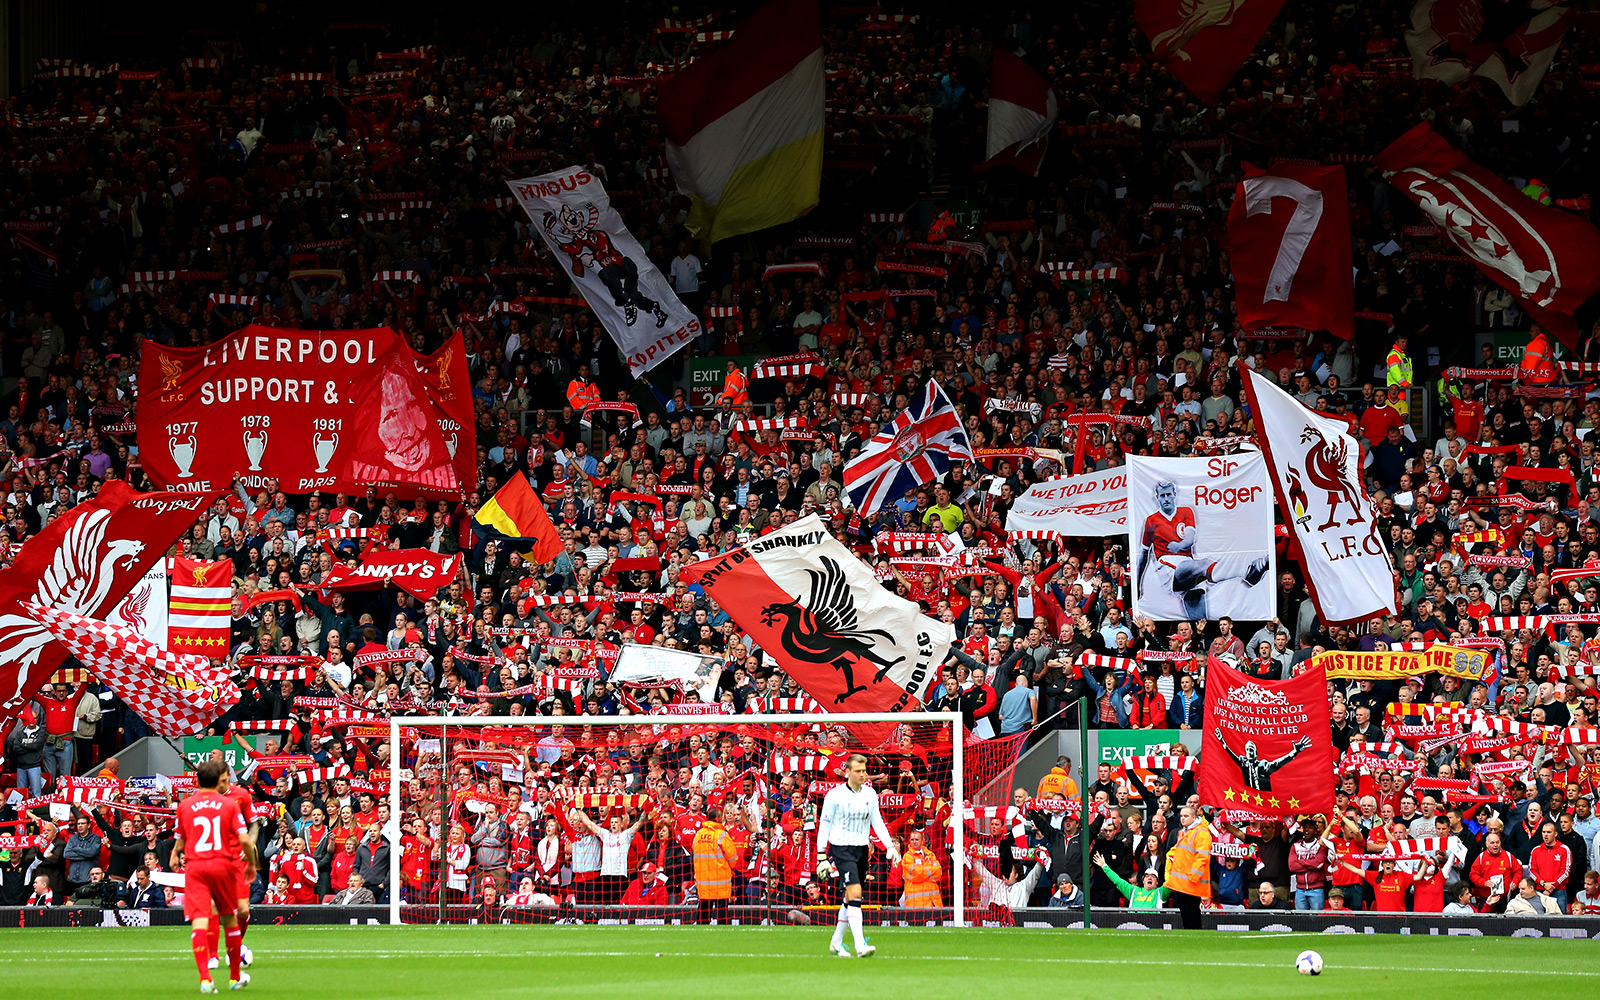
[0,924,1592,999]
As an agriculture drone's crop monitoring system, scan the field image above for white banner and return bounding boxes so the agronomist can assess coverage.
[610,644,723,705]
[1127,454,1275,622]
[1240,366,1398,625]
[1005,467,1128,536]
[110,562,168,648]
[508,166,701,376]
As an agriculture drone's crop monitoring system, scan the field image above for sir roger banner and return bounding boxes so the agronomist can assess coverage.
[138,326,463,498]
[1128,454,1275,622]
[509,166,700,376]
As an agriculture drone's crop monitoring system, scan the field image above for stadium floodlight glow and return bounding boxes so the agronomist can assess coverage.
[387,712,966,928]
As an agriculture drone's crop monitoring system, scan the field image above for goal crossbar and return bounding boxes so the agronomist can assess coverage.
[386,712,966,927]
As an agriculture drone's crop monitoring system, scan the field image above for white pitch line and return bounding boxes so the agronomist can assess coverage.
[2,949,1596,978]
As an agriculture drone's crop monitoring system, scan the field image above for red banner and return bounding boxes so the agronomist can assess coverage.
[313,548,463,601]
[1374,123,1600,343]
[137,326,466,498]
[1136,0,1288,103]
[1199,656,1335,817]
[1229,162,1354,340]
[0,482,219,722]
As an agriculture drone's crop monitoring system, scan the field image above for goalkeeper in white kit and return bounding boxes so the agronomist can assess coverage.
[816,753,898,958]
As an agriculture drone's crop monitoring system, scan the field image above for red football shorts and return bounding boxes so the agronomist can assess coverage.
[234,862,253,902]
[183,861,239,921]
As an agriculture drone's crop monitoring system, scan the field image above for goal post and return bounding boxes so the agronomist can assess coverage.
[386,712,967,928]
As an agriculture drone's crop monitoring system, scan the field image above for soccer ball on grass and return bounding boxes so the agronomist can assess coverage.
[1295,950,1323,976]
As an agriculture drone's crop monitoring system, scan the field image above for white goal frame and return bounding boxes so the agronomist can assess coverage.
[387,712,965,927]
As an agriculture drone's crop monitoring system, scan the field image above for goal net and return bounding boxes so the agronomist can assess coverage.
[385,713,1030,928]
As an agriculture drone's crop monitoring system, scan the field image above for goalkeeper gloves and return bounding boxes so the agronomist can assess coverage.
[816,857,837,879]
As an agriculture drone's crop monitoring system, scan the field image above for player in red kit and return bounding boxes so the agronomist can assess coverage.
[176,759,256,992]
[206,763,259,974]
[1137,479,1267,619]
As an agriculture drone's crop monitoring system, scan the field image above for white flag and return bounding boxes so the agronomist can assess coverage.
[509,167,700,376]
[611,644,724,706]
[1239,365,1398,625]
[110,561,168,647]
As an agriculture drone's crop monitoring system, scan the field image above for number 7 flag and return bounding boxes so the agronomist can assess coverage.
[1227,162,1354,340]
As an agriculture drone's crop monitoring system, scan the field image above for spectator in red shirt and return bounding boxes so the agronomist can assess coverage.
[1528,821,1574,913]
[1468,832,1523,914]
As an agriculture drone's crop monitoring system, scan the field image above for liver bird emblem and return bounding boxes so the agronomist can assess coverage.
[760,556,904,704]
[159,353,184,393]
[0,508,145,710]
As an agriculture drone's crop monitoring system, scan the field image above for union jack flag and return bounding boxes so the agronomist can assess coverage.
[843,378,973,515]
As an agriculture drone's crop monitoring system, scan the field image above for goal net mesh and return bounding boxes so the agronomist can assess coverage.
[387,716,1028,926]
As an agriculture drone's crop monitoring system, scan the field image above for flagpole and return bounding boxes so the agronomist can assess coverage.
[1079,695,1091,932]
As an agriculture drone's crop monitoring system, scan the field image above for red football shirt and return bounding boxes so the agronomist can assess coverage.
[1142,508,1196,559]
[178,791,247,864]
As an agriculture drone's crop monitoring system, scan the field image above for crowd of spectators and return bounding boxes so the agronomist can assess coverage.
[0,0,1599,921]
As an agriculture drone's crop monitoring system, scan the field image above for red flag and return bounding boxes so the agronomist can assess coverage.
[1375,123,1600,344]
[1199,655,1335,817]
[23,601,240,737]
[1228,162,1354,339]
[313,548,464,602]
[0,482,220,722]
[169,558,232,657]
[1405,0,1574,107]
[981,50,1057,176]
[1135,0,1288,103]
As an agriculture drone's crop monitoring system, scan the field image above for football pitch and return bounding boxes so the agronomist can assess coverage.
[0,925,1591,999]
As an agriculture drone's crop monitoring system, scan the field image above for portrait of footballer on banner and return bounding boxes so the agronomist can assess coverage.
[1128,454,1274,622]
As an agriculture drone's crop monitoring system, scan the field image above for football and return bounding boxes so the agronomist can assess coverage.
[1296,950,1324,976]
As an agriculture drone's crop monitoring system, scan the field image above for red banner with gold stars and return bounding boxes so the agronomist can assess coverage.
[1199,655,1335,817]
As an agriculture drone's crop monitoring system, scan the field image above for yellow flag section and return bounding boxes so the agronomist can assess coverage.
[657,0,823,243]
[1310,644,1490,682]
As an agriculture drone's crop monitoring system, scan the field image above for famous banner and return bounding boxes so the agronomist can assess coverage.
[313,549,463,602]
[1308,644,1490,682]
[1005,467,1128,537]
[137,326,463,498]
[509,166,701,376]
[1240,365,1398,626]
[0,482,218,722]
[1127,454,1275,621]
[679,514,952,723]
[1200,657,1335,818]
[168,558,232,657]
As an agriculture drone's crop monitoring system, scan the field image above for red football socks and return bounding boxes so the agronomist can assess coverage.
[207,920,221,962]
[225,926,243,981]
[191,926,211,981]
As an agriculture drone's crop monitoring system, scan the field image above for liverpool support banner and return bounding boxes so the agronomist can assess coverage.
[1200,657,1334,818]
[1240,365,1398,626]
[679,514,952,720]
[0,482,218,722]
[1127,454,1274,622]
[313,549,463,602]
[509,166,701,376]
[1005,467,1128,537]
[1308,644,1490,682]
[137,326,463,498]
